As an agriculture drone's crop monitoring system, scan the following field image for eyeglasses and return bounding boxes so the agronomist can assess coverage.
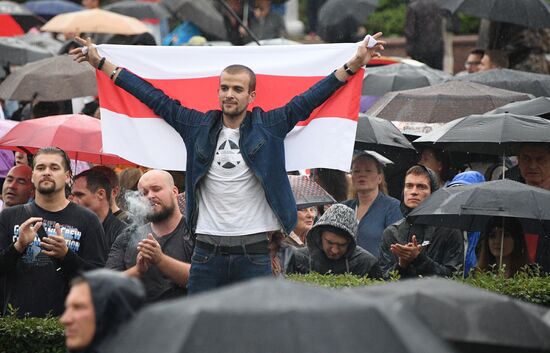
[465,61,481,68]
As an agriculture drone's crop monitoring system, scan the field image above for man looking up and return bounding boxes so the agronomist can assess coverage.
[71,169,128,250]
[378,165,464,279]
[72,33,386,293]
[106,170,193,302]
[2,165,34,209]
[0,147,107,317]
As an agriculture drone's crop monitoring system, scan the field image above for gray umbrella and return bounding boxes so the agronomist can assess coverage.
[0,36,52,66]
[101,278,457,353]
[486,97,550,119]
[103,0,171,20]
[436,0,550,28]
[413,113,550,155]
[0,0,33,15]
[407,179,550,231]
[366,81,532,124]
[348,277,550,352]
[451,69,550,98]
[162,0,227,40]
[289,175,335,208]
[363,63,451,96]
[355,114,417,163]
[18,33,62,55]
[0,54,96,101]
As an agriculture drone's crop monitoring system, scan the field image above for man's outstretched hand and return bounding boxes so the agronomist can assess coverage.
[350,32,386,70]
[335,32,386,82]
[70,36,101,68]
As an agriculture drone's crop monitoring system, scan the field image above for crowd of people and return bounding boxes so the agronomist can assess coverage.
[0,1,550,352]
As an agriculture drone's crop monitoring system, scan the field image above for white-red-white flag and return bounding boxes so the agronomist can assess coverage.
[96,43,362,171]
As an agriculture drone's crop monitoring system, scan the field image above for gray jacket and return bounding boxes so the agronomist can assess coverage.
[286,204,382,279]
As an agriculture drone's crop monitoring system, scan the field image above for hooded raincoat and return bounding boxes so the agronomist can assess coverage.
[286,204,382,279]
[70,269,145,353]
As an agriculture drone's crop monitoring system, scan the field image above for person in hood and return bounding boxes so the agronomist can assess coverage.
[286,204,382,279]
[60,269,145,353]
[446,171,486,276]
[379,165,464,279]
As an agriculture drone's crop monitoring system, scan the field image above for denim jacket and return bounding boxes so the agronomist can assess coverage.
[115,68,346,234]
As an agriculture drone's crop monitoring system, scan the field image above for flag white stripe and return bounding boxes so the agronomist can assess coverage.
[101,109,356,171]
[97,43,359,78]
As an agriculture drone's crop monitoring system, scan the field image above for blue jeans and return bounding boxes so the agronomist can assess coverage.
[187,245,272,295]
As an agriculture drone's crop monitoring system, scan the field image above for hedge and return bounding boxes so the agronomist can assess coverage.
[0,306,64,353]
[1,268,548,353]
[288,267,550,307]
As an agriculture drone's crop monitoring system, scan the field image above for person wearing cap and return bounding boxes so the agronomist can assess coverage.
[446,171,485,276]
[378,165,464,279]
[286,203,382,279]
[60,269,145,353]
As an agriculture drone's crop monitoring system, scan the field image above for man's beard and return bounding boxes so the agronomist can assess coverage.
[222,104,246,118]
[146,201,175,223]
[37,181,56,195]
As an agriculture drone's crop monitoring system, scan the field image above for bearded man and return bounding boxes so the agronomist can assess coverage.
[106,170,193,302]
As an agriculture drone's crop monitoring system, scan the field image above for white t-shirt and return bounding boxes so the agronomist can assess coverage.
[195,126,281,236]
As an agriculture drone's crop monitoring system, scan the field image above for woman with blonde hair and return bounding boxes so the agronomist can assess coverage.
[342,152,402,257]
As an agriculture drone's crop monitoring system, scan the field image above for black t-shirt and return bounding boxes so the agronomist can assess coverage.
[106,218,193,302]
[103,211,128,252]
[0,201,107,317]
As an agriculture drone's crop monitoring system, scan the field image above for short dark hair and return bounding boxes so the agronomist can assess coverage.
[222,64,256,92]
[89,166,119,190]
[405,165,437,193]
[75,169,113,203]
[470,48,485,57]
[484,49,509,69]
[33,147,72,175]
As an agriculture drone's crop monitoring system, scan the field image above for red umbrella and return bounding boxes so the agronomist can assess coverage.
[0,114,134,165]
[0,14,25,36]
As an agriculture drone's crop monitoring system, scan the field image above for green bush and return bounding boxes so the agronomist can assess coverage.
[367,4,407,37]
[288,267,550,307]
[0,306,64,353]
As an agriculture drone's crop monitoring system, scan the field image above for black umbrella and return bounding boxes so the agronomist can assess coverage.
[317,0,378,43]
[451,69,550,98]
[0,36,52,66]
[102,278,457,353]
[413,113,550,156]
[103,0,171,20]
[437,0,550,28]
[363,63,451,96]
[407,179,550,231]
[289,175,335,208]
[367,81,532,124]
[162,0,227,40]
[348,277,550,353]
[355,114,417,163]
[0,54,97,101]
[486,97,550,119]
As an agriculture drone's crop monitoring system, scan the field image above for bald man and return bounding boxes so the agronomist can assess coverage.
[105,170,193,302]
[2,165,34,209]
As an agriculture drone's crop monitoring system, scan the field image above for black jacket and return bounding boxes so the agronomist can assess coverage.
[379,219,464,279]
[286,204,382,279]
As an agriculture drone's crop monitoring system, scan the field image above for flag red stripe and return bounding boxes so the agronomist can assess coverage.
[97,71,362,125]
